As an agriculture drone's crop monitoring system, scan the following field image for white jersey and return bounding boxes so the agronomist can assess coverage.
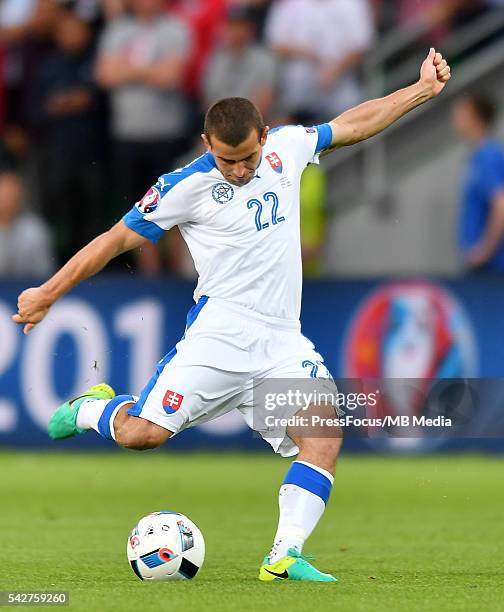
[123,124,332,320]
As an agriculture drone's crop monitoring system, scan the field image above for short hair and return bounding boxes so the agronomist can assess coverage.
[204,97,265,147]
[465,94,497,127]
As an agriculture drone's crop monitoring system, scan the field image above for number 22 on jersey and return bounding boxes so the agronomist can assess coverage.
[246,192,285,232]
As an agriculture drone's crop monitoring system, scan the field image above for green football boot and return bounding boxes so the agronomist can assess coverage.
[48,383,116,440]
[259,548,337,582]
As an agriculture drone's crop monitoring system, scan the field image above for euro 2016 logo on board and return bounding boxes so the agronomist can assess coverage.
[343,281,478,452]
[266,152,283,174]
[162,389,184,414]
[137,187,160,214]
[212,182,234,204]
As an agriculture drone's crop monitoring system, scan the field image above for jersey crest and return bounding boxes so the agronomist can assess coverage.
[212,182,234,204]
[266,152,283,174]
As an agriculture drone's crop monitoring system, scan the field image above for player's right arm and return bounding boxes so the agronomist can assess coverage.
[323,48,451,151]
[12,221,146,335]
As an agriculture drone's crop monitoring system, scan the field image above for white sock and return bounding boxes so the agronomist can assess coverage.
[76,397,136,441]
[76,399,109,432]
[268,461,334,563]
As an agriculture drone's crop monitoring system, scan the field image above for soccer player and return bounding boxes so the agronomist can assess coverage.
[13,49,450,582]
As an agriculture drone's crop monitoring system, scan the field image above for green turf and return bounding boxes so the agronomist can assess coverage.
[1,451,503,612]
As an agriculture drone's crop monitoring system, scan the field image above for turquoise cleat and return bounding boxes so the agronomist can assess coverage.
[47,383,115,440]
[259,548,337,582]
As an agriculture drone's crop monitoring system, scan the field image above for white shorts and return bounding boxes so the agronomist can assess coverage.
[127,296,334,457]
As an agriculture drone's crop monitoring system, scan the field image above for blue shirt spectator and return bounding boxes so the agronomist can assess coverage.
[453,94,504,272]
[459,139,504,267]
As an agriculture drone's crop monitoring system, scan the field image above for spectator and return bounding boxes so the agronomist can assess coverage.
[101,0,128,21]
[453,94,504,273]
[203,5,276,119]
[56,0,102,23]
[170,0,226,99]
[95,0,191,208]
[0,171,54,277]
[32,12,106,263]
[265,0,373,122]
[226,0,274,37]
[0,0,62,133]
[395,0,484,44]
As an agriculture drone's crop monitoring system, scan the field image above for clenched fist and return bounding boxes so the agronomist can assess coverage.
[12,287,52,335]
[420,47,451,98]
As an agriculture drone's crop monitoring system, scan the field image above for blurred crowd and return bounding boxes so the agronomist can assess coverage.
[0,0,502,278]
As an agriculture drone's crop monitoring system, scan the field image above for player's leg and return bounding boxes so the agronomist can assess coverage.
[259,408,341,582]
[77,399,173,450]
[48,296,248,450]
[47,383,171,449]
[251,325,341,581]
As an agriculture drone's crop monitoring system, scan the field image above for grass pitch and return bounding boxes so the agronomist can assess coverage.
[1,451,503,612]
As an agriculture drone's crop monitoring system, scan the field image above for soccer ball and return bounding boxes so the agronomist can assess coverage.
[127,511,205,581]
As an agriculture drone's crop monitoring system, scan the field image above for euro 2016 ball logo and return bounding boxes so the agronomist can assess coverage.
[137,187,161,214]
[212,182,234,204]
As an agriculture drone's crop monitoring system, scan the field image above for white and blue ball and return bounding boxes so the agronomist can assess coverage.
[127,511,205,581]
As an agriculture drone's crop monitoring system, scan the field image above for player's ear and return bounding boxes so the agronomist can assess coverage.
[260,127,269,146]
[201,133,211,151]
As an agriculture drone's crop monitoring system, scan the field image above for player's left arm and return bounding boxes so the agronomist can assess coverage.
[323,48,451,152]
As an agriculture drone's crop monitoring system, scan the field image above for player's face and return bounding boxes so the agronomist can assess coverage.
[203,128,268,187]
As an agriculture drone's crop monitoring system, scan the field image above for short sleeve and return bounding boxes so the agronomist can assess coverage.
[122,174,191,243]
[271,124,333,167]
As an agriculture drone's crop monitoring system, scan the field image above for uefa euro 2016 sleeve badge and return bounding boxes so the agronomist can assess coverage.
[137,187,161,214]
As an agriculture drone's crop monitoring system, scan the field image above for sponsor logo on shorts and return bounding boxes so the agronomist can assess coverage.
[212,182,234,204]
[137,186,160,214]
[266,152,283,174]
[162,389,184,414]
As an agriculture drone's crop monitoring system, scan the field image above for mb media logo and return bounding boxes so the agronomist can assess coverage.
[212,182,234,204]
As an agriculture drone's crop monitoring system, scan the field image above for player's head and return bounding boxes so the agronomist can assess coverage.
[452,94,496,142]
[202,97,268,187]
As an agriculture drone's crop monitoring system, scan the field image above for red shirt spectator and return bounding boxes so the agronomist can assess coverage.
[169,0,227,98]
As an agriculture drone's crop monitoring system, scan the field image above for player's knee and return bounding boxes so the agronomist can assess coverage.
[116,419,170,451]
[318,434,343,458]
[297,433,342,460]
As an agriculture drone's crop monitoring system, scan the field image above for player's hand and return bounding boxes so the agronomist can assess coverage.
[419,48,451,98]
[12,287,52,335]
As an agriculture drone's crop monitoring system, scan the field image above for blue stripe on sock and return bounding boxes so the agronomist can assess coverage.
[282,461,333,505]
[97,394,135,440]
